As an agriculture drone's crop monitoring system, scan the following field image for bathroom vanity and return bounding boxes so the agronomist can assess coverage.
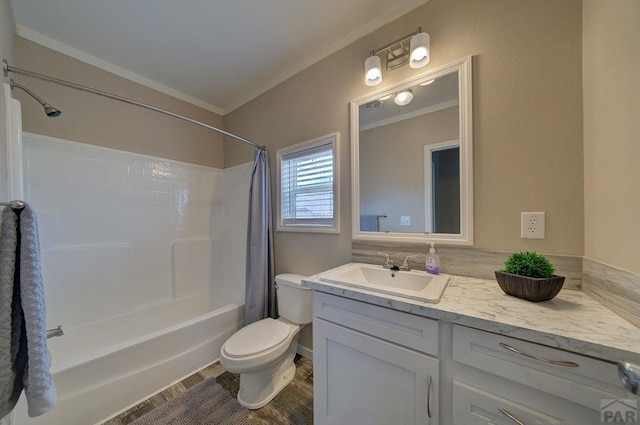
[304,264,640,425]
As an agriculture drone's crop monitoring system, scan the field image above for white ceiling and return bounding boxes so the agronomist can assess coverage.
[10,0,428,115]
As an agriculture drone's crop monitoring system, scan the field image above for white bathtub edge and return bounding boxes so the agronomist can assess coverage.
[14,303,243,425]
[94,356,222,425]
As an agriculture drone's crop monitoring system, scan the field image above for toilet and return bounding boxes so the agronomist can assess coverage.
[220,273,312,409]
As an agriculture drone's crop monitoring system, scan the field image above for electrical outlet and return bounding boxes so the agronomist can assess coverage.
[400,216,411,226]
[521,212,545,239]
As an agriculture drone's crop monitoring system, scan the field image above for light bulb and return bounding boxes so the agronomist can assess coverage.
[410,32,430,69]
[412,47,427,62]
[394,89,414,106]
[364,55,382,86]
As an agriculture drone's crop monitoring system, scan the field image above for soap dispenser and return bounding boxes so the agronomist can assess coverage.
[425,243,440,275]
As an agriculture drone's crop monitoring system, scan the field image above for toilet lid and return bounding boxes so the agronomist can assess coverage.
[223,318,291,358]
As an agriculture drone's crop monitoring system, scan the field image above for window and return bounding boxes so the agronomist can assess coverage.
[277,133,339,233]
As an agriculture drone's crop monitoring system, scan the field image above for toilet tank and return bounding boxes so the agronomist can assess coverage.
[275,274,313,325]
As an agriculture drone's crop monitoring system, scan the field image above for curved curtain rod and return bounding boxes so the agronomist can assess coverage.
[2,59,265,151]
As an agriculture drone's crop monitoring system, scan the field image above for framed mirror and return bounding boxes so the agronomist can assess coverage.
[350,56,473,245]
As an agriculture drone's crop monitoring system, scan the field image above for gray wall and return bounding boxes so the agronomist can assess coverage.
[224,0,584,280]
[14,37,225,168]
[583,0,640,275]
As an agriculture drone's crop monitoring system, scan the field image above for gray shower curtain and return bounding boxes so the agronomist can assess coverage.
[244,149,276,325]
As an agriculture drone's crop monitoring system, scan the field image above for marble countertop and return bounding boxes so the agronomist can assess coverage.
[303,263,640,364]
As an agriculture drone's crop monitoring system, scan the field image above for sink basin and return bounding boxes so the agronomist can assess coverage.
[318,263,449,303]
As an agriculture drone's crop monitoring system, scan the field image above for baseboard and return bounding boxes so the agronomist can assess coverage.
[297,344,313,360]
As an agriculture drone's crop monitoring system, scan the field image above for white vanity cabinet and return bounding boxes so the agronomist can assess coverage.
[450,324,632,424]
[313,292,440,425]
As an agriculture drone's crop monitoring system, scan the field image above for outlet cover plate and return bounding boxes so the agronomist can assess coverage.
[521,212,545,239]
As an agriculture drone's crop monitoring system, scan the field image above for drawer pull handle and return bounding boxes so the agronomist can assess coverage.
[499,408,525,425]
[426,375,432,419]
[618,360,640,395]
[499,343,579,367]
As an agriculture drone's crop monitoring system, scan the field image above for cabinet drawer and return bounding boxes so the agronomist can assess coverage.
[452,380,568,424]
[452,324,627,409]
[313,292,439,355]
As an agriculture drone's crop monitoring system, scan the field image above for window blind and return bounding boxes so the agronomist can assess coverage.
[280,141,334,226]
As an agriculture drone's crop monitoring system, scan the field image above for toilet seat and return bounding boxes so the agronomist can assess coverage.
[222,318,292,358]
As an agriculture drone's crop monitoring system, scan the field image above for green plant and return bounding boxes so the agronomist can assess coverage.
[502,252,555,278]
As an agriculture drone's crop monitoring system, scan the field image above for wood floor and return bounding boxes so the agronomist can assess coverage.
[101,355,314,425]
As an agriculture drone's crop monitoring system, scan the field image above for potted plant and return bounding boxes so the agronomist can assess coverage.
[495,252,565,302]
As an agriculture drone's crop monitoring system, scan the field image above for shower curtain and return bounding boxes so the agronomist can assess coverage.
[244,149,276,325]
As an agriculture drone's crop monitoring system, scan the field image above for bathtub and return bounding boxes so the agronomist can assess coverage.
[13,289,244,425]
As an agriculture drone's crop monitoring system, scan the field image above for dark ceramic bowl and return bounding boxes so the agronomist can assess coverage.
[494,271,565,302]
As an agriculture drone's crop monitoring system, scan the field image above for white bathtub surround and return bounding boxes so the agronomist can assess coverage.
[22,133,250,327]
[21,132,250,335]
[13,133,252,425]
[582,257,640,329]
[304,265,640,363]
[220,163,252,297]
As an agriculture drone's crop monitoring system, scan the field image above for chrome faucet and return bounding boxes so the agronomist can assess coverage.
[399,255,419,271]
[377,252,395,269]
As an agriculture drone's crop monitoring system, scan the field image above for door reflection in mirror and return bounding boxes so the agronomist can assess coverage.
[429,144,459,234]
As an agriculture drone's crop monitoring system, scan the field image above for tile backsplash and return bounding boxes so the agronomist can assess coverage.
[583,258,640,328]
[352,241,583,290]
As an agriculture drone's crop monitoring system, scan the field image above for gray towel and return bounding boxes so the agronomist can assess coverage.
[360,214,379,232]
[0,203,56,418]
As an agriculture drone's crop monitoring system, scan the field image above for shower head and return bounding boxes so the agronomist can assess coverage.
[10,79,62,117]
[43,104,62,118]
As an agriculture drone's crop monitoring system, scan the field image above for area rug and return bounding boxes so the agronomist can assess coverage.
[129,378,250,425]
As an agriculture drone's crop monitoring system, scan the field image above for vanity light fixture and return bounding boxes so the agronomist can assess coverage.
[419,78,436,86]
[363,27,430,86]
[409,32,430,68]
[394,89,414,106]
[364,51,382,86]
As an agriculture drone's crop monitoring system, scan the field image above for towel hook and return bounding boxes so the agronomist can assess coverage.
[0,200,25,209]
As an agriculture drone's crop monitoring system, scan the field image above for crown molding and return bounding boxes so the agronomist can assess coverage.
[16,25,225,115]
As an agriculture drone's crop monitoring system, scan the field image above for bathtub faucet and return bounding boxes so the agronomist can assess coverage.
[47,325,64,339]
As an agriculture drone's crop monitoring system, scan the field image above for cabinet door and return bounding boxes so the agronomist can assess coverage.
[314,318,438,425]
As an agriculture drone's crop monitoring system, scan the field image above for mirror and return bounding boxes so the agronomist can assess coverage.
[350,56,473,245]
